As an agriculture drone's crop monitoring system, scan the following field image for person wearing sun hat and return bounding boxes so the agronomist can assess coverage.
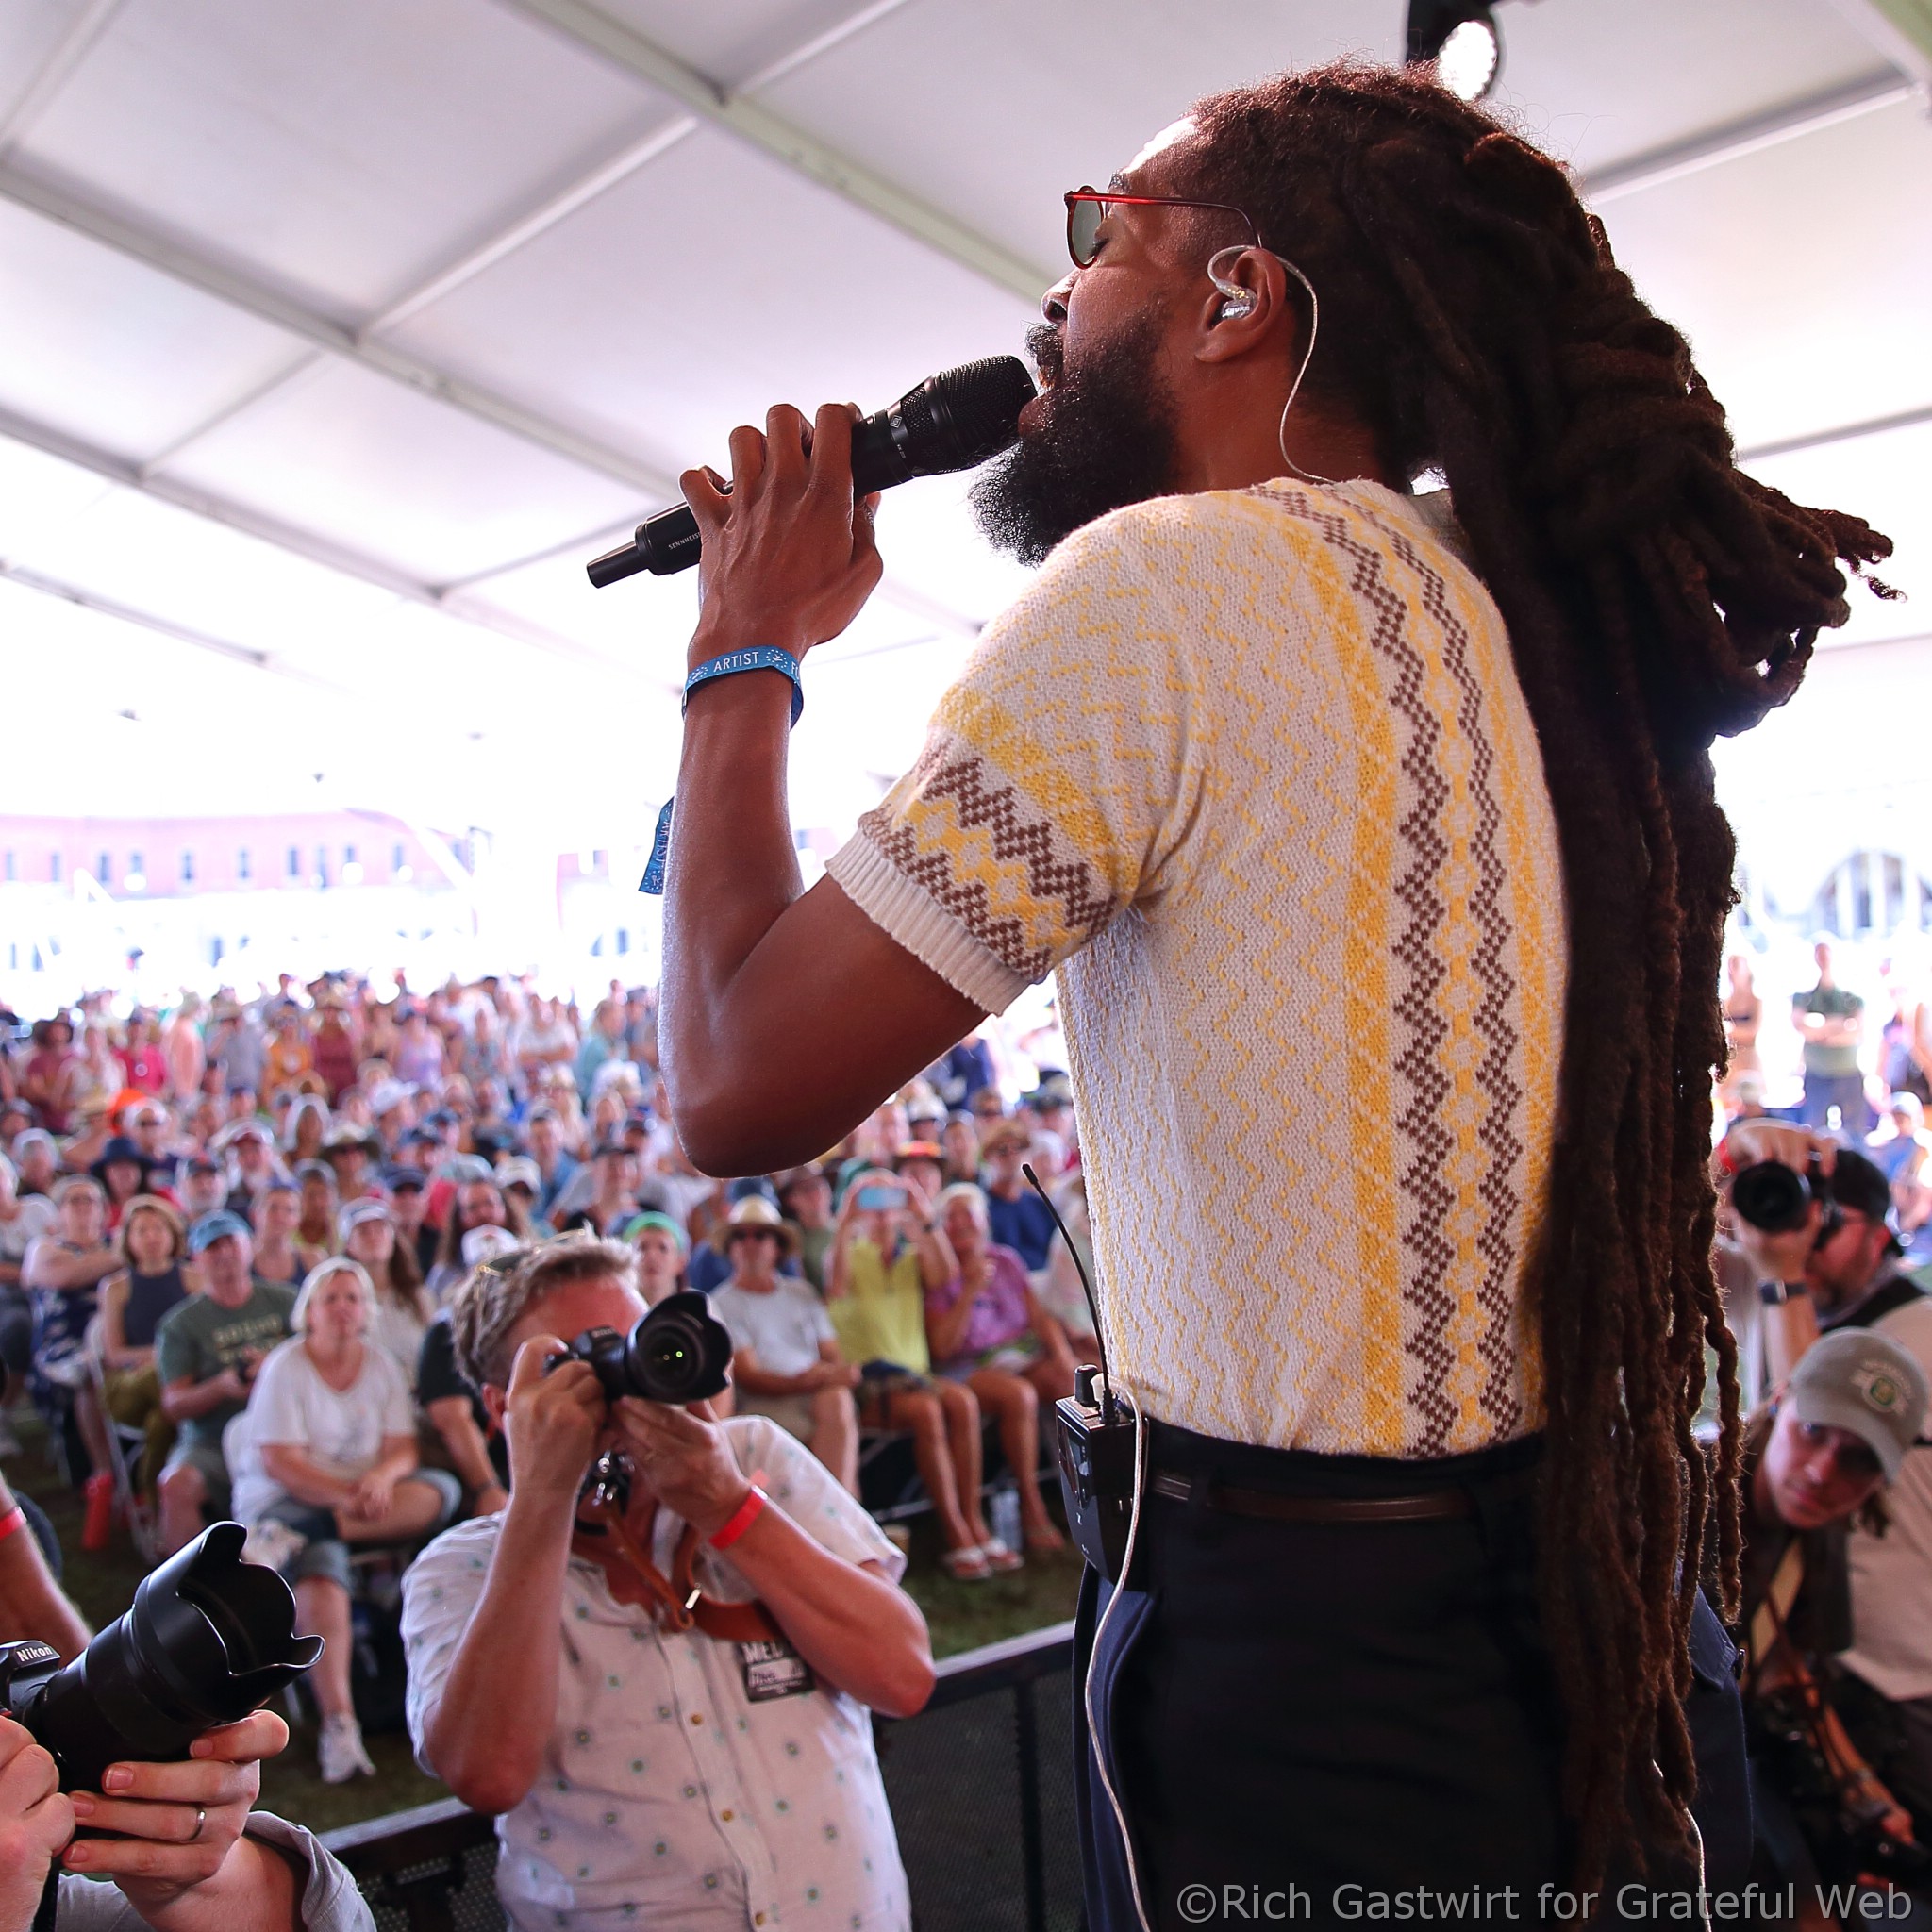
[710,1197,859,1492]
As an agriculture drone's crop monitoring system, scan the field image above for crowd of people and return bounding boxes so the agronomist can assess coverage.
[0,971,1091,1790]
[3,946,1932,1922]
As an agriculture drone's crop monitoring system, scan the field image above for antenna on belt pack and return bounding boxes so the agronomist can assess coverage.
[1024,1163,1138,1583]
[1022,1162,1109,1399]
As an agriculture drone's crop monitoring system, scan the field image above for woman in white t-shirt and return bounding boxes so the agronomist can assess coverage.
[235,1257,459,1783]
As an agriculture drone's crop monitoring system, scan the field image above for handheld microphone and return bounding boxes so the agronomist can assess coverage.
[586,355,1036,589]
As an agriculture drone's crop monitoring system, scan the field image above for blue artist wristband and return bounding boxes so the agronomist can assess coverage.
[639,647,806,895]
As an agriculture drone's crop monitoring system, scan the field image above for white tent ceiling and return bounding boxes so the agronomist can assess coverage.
[0,0,1926,854]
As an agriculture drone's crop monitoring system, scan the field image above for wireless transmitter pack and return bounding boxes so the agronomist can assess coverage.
[1054,1364,1141,1584]
[1022,1165,1143,1586]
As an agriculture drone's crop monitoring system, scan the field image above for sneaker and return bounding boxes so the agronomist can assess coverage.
[242,1520,308,1573]
[318,1714,375,1784]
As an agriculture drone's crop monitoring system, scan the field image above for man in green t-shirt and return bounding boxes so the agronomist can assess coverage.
[155,1210,296,1554]
[1793,939,1870,1134]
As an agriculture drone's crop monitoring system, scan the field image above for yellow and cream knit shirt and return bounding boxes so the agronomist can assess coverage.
[827,480,1568,1457]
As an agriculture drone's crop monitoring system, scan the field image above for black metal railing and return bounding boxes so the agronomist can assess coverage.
[324,1619,1081,1932]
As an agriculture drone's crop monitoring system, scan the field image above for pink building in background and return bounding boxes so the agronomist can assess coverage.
[0,812,446,896]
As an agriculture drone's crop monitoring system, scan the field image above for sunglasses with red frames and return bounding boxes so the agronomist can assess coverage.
[1063,186,1261,269]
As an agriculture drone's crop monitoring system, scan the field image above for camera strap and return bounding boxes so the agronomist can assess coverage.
[575,1494,780,1646]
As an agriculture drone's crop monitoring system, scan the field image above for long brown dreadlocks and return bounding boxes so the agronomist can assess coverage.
[1175,63,1893,1886]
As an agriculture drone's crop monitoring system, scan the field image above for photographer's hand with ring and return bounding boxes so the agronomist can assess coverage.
[60,1709,289,1915]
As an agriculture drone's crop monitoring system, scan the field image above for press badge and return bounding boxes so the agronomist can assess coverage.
[739,1636,814,1702]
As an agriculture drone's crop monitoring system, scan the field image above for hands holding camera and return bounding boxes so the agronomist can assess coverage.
[504,1336,608,1507]
[503,1333,748,1532]
[1716,1119,1840,1283]
[0,1708,292,1932]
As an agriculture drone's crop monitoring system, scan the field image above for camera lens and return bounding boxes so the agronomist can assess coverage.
[5,1523,320,1792]
[1731,1160,1813,1235]
[623,1292,732,1406]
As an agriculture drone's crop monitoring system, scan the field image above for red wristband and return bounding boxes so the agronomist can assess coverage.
[709,1474,769,1551]
[0,1507,26,1547]
[1716,1139,1740,1176]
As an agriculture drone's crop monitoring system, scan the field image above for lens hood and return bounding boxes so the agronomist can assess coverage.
[25,1523,321,1790]
[623,1291,733,1405]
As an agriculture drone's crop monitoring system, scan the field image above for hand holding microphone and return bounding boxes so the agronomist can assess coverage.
[680,402,889,668]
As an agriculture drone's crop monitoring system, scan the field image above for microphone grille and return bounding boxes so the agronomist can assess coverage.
[899,356,1037,474]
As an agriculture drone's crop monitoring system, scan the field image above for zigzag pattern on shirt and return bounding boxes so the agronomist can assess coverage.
[1387,523,1525,1436]
[1275,491,1461,1455]
[858,739,1118,979]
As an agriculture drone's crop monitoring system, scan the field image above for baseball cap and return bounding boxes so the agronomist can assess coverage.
[1788,1329,1929,1482]
[338,1197,392,1240]
[384,1165,426,1193]
[187,1208,250,1255]
[1827,1149,1903,1250]
[624,1209,688,1255]
[496,1156,541,1192]
[461,1224,521,1269]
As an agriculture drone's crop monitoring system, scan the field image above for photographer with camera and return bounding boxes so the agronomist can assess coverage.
[402,1234,931,1931]
[1718,1119,1932,1847]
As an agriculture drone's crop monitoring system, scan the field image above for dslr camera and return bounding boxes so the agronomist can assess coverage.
[0,1523,319,1793]
[550,1291,733,1407]
[1731,1158,1839,1239]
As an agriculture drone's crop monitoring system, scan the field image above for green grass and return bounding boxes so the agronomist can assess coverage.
[3,1418,1077,1832]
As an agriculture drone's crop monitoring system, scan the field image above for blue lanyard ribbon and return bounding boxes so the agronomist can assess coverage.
[639,647,804,895]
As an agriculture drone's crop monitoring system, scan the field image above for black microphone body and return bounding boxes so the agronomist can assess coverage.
[587,355,1036,588]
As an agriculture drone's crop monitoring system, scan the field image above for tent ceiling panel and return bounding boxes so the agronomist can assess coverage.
[1486,0,1888,175]
[0,432,115,556]
[588,0,916,89]
[1586,97,1932,451]
[754,0,1402,277]
[0,0,94,131]
[15,0,668,317]
[465,534,708,673]
[0,196,304,458]
[382,122,1037,487]
[156,356,647,584]
[7,469,407,666]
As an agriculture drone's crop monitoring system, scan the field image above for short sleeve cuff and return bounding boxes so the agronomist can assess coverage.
[826,830,1035,1017]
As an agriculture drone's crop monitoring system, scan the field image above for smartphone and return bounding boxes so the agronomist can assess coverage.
[855,1183,908,1213]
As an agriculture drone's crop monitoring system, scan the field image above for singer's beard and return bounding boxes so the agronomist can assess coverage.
[971,312,1180,566]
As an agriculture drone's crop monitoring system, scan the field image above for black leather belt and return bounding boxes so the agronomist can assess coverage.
[1149,1467,1535,1524]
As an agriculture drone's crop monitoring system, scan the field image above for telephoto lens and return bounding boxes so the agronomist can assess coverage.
[558,1291,734,1407]
[0,1522,321,1793]
[1730,1159,1817,1234]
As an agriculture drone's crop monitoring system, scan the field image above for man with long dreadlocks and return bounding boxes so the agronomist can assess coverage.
[651,60,1893,1930]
